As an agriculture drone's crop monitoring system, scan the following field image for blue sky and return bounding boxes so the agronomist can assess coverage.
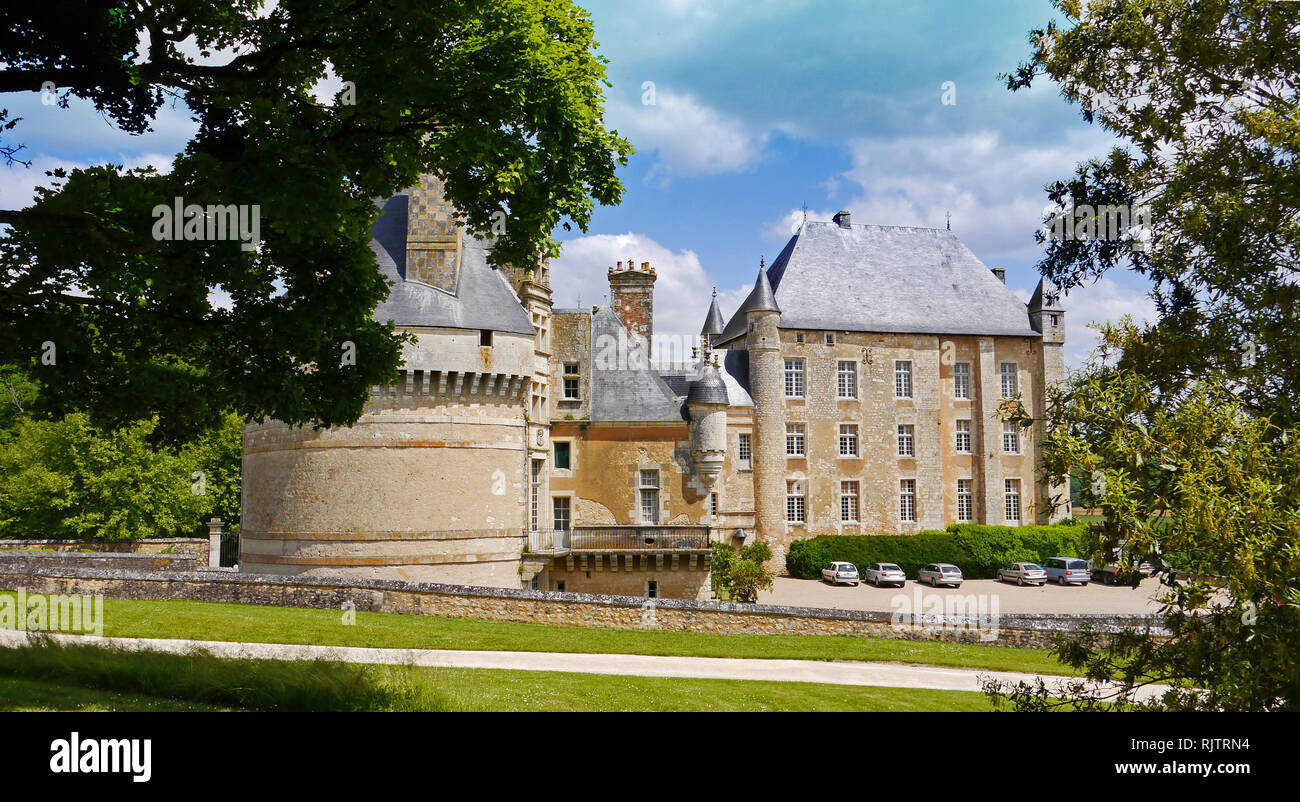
[0,0,1157,368]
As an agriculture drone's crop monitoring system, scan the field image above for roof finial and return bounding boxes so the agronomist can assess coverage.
[712,286,717,299]
[946,211,951,231]
[760,255,765,270]
[801,201,808,225]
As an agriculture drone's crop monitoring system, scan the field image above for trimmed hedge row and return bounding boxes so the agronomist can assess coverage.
[785,522,1087,580]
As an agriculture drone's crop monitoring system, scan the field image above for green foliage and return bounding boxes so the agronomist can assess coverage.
[785,523,1086,580]
[0,1,632,440]
[711,540,775,603]
[0,414,211,539]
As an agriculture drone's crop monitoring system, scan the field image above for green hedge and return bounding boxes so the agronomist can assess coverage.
[785,522,1087,580]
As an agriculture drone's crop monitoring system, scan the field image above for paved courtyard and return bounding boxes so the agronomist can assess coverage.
[759,576,1169,615]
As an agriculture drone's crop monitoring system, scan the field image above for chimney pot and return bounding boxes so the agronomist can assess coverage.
[641,261,650,270]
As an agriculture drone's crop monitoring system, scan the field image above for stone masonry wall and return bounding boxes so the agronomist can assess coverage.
[0,562,1166,650]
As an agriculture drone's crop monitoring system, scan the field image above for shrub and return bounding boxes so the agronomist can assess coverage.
[784,522,1086,579]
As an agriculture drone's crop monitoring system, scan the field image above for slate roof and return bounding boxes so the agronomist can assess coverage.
[718,221,1037,344]
[686,365,729,406]
[700,294,726,336]
[369,193,535,335]
[589,308,686,422]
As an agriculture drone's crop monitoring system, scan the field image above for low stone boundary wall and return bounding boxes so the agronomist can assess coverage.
[0,538,209,565]
[0,562,1167,649]
[0,552,198,574]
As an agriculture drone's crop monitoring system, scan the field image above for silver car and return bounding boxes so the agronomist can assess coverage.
[918,563,963,587]
[1044,557,1091,585]
[998,562,1048,586]
[821,561,859,586]
[863,562,907,588]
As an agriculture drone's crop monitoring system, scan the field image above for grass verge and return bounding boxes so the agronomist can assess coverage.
[0,590,1079,676]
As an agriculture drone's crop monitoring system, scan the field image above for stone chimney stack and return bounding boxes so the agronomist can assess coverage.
[832,210,852,229]
[608,259,656,353]
[991,267,1006,283]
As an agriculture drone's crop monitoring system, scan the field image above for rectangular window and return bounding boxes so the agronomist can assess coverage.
[529,459,543,532]
[954,362,971,399]
[1005,478,1021,523]
[825,333,836,345]
[646,580,658,599]
[562,363,580,400]
[840,480,860,522]
[480,329,493,347]
[786,479,806,524]
[795,332,805,344]
[554,441,571,470]
[897,424,915,457]
[1000,362,1018,398]
[639,469,660,524]
[784,359,805,398]
[738,433,752,470]
[709,492,718,516]
[786,422,806,456]
[957,479,972,523]
[1002,421,1020,454]
[895,361,912,398]
[955,420,971,453]
[838,424,859,457]
[837,360,857,399]
[552,496,571,531]
[899,479,916,522]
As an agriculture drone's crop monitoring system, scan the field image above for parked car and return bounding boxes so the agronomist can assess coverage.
[1043,557,1091,585]
[1088,541,1156,585]
[863,562,907,588]
[821,561,859,586]
[917,563,964,587]
[998,562,1048,586]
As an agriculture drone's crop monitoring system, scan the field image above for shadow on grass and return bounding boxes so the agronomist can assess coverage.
[0,635,455,711]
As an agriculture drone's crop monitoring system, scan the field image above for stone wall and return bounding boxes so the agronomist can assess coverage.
[0,552,198,573]
[0,561,1166,650]
[0,539,209,564]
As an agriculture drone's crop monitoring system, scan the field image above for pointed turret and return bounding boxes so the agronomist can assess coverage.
[700,288,725,346]
[1028,277,1064,343]
[742,259,780,314]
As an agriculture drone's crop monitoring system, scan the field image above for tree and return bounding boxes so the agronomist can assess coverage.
[990,0,1300,710]
[0,414,212,540]
[711,540,776,604]
[985,325,1299,710]
[1005,0,1300,430]
[0,1,631,442]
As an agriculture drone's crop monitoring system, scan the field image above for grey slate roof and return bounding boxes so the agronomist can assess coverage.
[700,295,726,336]
[686,365,729,406]
[718,221,1037,343]
[589,308,686,422]
[1028,277,1064,312]
[369,193,535,335]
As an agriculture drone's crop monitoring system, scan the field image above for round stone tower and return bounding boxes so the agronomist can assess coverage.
[687,359,729,487]
[742,261,788,570]
[239,177,543,587]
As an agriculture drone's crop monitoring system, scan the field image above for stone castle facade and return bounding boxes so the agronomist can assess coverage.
[240,180,1068,599]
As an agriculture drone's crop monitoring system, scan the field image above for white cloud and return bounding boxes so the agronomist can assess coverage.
[1054,277,1158,369]
[551,232,753,348]
[608,89,768,178]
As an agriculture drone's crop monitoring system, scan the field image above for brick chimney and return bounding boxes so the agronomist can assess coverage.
[608,259,656,353]
[832,210,852,228]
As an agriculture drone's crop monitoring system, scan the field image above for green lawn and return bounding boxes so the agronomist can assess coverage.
[0,676,235,712]
[0,639,994,712]
[0,590,1078,677]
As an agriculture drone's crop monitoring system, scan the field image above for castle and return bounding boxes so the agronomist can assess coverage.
[240,177,1069,600]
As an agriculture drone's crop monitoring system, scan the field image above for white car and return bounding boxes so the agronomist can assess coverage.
[917,563,963,587]
[821,561,859,586]
[998,562,1048,586]
[863,562,907,588]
